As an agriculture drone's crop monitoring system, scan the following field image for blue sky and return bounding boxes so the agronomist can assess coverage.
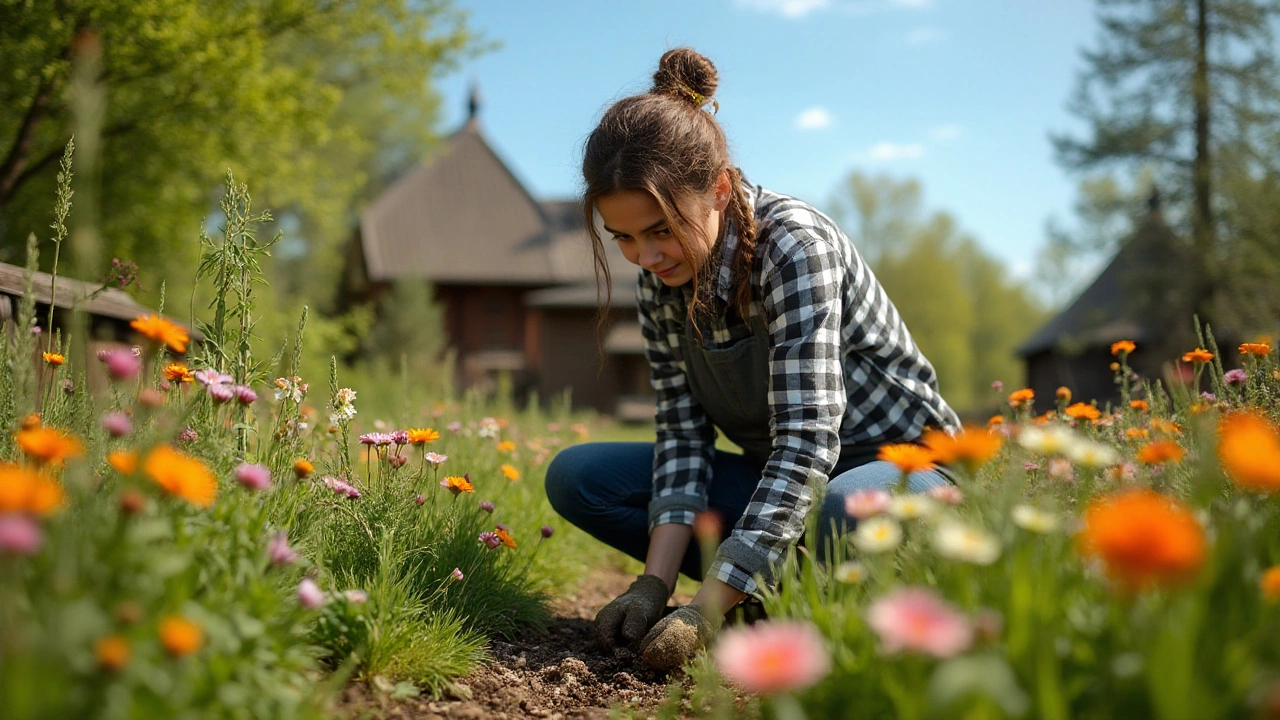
[434,0,1100,281]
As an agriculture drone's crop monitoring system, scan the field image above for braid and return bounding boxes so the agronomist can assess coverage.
[726,167,758,318]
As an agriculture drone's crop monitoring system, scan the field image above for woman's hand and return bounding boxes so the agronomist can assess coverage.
[639,604,716,671]
[593,574,671,651]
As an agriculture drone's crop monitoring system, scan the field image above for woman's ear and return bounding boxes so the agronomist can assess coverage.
[712,170,732,212]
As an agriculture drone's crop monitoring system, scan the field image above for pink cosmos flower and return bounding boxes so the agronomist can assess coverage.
[209,384,235,403]
[194,368,234,387]
[100,349,141,381]
[0,514,43,555]
[1224,368,1247,385]
[991,380,1004,391]
[234,386,258,405]
[424,452,448,466]
[235,463,271,491]
[268,530,299,566]
[866,587,973,658]
[845,488,892,520]
[451,567,465,581]
[447,421,462,433]
[714,620,831,695]
[101,411,132,438]
[478,531,501,549]
[343,589,368,604]
[927,484,964,505]
[298,578,324,609]
[323,476,361,499]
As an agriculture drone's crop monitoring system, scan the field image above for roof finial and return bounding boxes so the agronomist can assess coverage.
[467,80,481,127]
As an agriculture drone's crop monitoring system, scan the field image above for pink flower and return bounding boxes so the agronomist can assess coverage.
[209,384,235,403]
[866,587,973,658]
[343,589,368,604]
[1224,368,1247,385]
[714,620,831,695]
[541,525,555,539]
[447,421,462,433]
[323,476,361,499]
[234,386,258,405]
[1047,457,1074,481]
[927,484,963,505]
[178,428,198,443]
[388,454,408,469]
[424,452,448,466]
[478,531,501,549]
[194,368,234,386]
[0,514,43,556]
[101,411,132,438]
[414,494,426,505]
[298,578,324,609]
[845,489,891,520]
[268,530,299,566]
[235,463,271,491]
[480,501,495,514]
[100,349,141,381]
[451,567,465,581]
[391,430,409,446]
[991,380,1004,391]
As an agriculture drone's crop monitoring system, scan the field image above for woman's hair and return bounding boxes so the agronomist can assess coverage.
[582,47,758,331]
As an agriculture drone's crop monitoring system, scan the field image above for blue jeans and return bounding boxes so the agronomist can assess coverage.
[545,442,949,581]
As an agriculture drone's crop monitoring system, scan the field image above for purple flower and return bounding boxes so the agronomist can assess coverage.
[451,567,464,581]
[178,428,198,443]
[0,514,43,556]
[343,589,368,604]
[101,411,132,438]
[100,349,141,381]
[298,578,324,609]
[234,386,258,405]
[323,476,361,499]
[30,325,41,335]
[194,368,234,387]
[1023,461,1040,472]
[235,463,271,491]
[1200,391,1217,402]
[541,525,555,539]
[495,522,508,532]
[991,380,1004,391]
[358,433,376,446]
[392,430,409,446]
[209,384,235,403]
[358,432,394,447]
[424,452,448,466]
[268,530,299,566]
[447,421,462,433]
[478,531,501,549]
[480,501,494,514]
[1224,368,1247,385]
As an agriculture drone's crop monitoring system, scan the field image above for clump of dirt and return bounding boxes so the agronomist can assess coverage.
[336,568,693,719]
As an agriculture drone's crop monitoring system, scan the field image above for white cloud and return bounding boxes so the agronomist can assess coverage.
[1011,259,1034,281]
[906,26,946,45]
[927,124,962,142]
[735,0,830,18]
[868,142,926,160]
[795,106,834,130]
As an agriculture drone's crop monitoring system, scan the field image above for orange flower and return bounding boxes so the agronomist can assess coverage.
[1110,340,1136,356]
[497,440,516,453]
[1007,388,1035,408]
[0,463,64,516]
[1077,489,1206,591]
[1129,400,1149,412]
[1261,567,1280,602]
[1182,348,1214,364]
[107,450,138,475]
[987,415,1004,427]
[441,475,474,495]
[921,427,1001,473]
[158,615,203,656]
[95,635,131,671]
[16,427,83,465]
[1125,428,1150,441]
[407,428,440,445]
[1137,441,1185,465]
[42,352,65,367]
[1064,403,1101,421]
[495,527,518,549]
[130,314,189,354]
[1239,343,1271,357]
[293,458,314,479]
[501,464,521,481]
[1149,419,1182,436]
[877,443,936,474]
[20,413,41,430]
[1032,412,1054,425]
[1055,387,1072,403]
[162,363,194,383]
[1217,412,1280,493]
[143,445,217,508]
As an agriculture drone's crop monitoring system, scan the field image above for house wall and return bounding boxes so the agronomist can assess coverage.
[535,307,622,413]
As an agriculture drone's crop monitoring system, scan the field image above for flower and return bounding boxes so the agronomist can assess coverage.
[119,490,147,515]
[1066,439,1120,468]
[42,352,64,366]
[478,531,502,549]
[1137,441,1185,465]
[1055,386,1072,403]
[163,363,195,384]
[1107,462,1137,482]
[1149,418,1182,436]
[16,427,84,465]
[95,635,130,671]
[1047,457,1075,481]
[1125,428,1150,440]
[274,376,308,403]
[495,527,518,549]
[322,476,361,499]
[138,389,164,408]
[131,315,189,353]
[1064,403,1101,422]
[424,452,448,466]
[541,525,555,539]
[209,384,234,403]
[193,368,233,386]
[100,350,141,380]
[1007,388,1035,408]
[451,567,465,581]
[933,520,1001,565]
[101,411,132,438]
[440,475,474,495]
[414,494,425,505]
[1240,342,1271,357]
[1218,412,1280,493]
[268,530,299,566]
[877,444,936,474]
[1110,340,1135,356]
[480,500,495,514]
[501,464,521,481]
[1011,505,1059,533]
[991,380,1004,391]
[1077,489,1206,591]
[391,430,409,446]
[927,484,964,505]
[888,494,938,521]
[298,578,325,609]
[107,450,138,475]
[358,432,393,447]
[1130,400,1149,411]
[0,464,64,516]
[478,417,501,438]
[845,488,891,519]
[233,386,258,405]
[335,387,357,405]
[159,615,203,656]
[1182,348,1214,364]
[143,445,217,508]
[867,587,973,658]
[988,415,1005,427]
[853,516,903,553]
[407,428,439,445]
[833,561,868,584]
[497,440,517,453]
[1261,567,1280,602]
[0,514,44,555]
[714,620,831,695]
[235,463,271,491]
[344,589,368,604]
[1017,425,1078,456]
[1224,368,1247,385]
[921,427,1001,472]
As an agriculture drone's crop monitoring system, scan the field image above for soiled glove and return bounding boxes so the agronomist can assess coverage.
[594,574,670,651]
[639,604,717,671]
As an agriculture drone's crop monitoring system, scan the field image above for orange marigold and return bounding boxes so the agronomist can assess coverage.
[987,415,1005,427]
[1125,428,1150,440]
[1077,489,1206,591]
[495,527,518,549]
[921,427,1001,473]
[162,363,194,383]
[16,427,84,465]
[1137,441,1185,465]
[42,352,65,366]
[144,445,217,508]
[1110,340,1136,356]
[1149,418,1182,436]
[1261,567,1280,602]
[1217,412,1280,493]
[1056,386,1072,403]
[877,443,936,474]
[159,615,203,656]
[1129,400,1149,412]
[1007,388,1035,408]
[1064,403,1101,421]
[130,314,189,354]
[95,635,131,671]
[1239,343,1272,357]
[293,458,314,479]
[1182,348,1214,364]
[501,464,521,481]
[407,428,440,445]
[107,450,139,475]
[441,475,474,495]
[20,413,41,430]
[497,440,517,453]
[0,463,64,516]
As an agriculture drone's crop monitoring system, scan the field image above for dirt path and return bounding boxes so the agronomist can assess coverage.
[338,566,691,719]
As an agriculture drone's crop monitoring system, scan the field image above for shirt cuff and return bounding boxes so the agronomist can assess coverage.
[707,536,777,595]
[648,493,707,531]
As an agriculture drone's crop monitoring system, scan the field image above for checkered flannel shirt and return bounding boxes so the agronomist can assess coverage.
[638,182,961,595]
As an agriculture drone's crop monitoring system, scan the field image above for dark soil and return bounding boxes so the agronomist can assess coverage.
[336,567,693,719]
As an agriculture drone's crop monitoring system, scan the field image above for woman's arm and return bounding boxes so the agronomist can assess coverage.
[644,523,693,594]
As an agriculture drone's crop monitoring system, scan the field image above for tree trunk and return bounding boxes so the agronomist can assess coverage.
[0,77,58,207]
[1191,0,1216,330]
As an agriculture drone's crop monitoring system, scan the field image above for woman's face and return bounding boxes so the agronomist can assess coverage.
[597,175,730,287]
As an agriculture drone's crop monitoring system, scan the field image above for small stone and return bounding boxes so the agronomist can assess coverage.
[444,682,473,701]
[514,652,527,669]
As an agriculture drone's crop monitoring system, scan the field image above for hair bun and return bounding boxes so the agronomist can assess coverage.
[652,48,719,106]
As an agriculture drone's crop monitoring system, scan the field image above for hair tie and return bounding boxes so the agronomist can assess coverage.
[678,83,719,115]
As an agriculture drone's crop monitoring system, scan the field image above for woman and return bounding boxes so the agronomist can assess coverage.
[545,48,960,670]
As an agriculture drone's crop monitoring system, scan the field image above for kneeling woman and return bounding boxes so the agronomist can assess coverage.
[546,48,960,670]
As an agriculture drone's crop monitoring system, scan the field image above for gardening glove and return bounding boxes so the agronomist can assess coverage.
[639,604,717,671]
[594,574,670,651]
